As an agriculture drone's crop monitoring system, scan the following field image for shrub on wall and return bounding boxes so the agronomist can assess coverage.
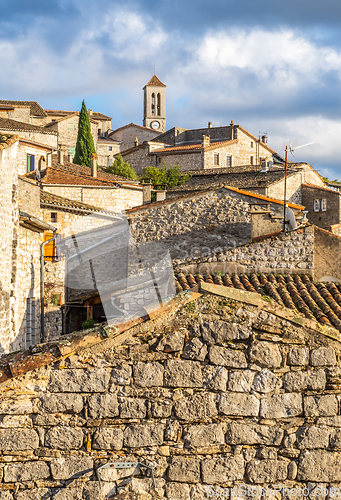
[105,154,138,180]
[141,163,191,189]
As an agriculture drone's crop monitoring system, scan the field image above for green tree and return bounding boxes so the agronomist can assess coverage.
[141,163,191,189]
[73,100,96,168]
[105,154,138,180]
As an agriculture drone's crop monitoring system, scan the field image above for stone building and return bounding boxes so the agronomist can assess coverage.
[96,136,121,167]
[302,183,341,233]
[119,123,284,174]
[0,100,48,125]
[108,122,161,153]
[143,74,167,132]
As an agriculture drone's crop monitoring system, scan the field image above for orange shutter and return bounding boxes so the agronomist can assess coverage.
[44,231,55,261]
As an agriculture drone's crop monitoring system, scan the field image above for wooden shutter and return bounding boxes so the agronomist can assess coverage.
[321,199,327,211]
[44,231,55,261]
[313,199,320,212]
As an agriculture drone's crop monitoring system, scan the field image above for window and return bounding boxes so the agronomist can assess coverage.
[250,141,254,148]
[51,212,57,223]
[250,156,254,165]
[321,198,327,211]
[214,153,219,166]
[68,147,75,155]
[226,155,232,167]
[157,93,161,116]
[68,122,75,130]
[98,128,101,135]
[109,146,112,151]
[27,154,35,173]
[313,199,320,212]
[43,231,55,261]
[151,93,155,115]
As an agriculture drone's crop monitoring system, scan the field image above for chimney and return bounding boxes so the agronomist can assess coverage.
[142,182,152,205]
[202,135,210,148]
[230,120,236,140]
[156,189,166,202]
[58,150,64,165]
[261,135,268,144]
[89,109,93,116]
[134,137,139,147]
[67,153,73,163]
[91,154,97,177]
[208,121,212,128]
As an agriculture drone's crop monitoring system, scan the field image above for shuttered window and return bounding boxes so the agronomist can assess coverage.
[214,153,219,166]
[226,155,232,167]
[43,231,55,261]
[313,199,320,212]
[321,199,327,211]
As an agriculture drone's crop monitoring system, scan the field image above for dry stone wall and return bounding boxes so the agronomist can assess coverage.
[1,293,341,499]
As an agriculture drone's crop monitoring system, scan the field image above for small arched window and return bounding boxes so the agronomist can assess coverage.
[151,93,155,115]
[157,93,161,116]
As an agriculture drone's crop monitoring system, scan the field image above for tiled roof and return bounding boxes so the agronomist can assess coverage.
[44,112,99,127]
[50,155,132,183]
[175,272,341,332]
[19,138,53,151]
[144,74,166,87]
[302,183,337,193]
[45,110,112,120]
[150,139,239,155]
[168,167,298,194]
[109,122,161,135]
[33,167,124,187]
[0,134,19,150]
[0,100,47,117]
[0,118,57,135]
[41,191,102,212]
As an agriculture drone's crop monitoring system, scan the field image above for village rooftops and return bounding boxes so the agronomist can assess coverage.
[44,109,112,121]
[44,112,100,127]
[0,100,47,117]
[0,118,57,135]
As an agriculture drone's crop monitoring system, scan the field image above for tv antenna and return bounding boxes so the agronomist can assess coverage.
[283,141,314,232]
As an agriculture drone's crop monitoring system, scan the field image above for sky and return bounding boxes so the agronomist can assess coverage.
[1,0,341,178]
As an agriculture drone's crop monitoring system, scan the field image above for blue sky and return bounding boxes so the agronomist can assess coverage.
[1,0,341,178]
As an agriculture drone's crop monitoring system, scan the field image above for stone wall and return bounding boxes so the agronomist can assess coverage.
[0,291,341,499]
[154,152,201,172]
[302,185,340,230]
[0,138,19,354]
[313,226,341,282]
[0,106,31,123]
[121,145,156,175]
[96,141,121,168]
[0,129,58,150]
[47,116,98,155]
[42,185,143,213]
[110,124,160,152]
[17,141,51,176]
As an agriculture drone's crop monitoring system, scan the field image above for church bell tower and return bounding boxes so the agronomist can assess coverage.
[143,75,166,133]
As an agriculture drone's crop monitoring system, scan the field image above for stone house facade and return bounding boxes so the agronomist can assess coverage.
[0,118,58,150]
[120,123,283,174]
[0,100,48,125]
[301,183,341,230]
[44,109,112,136]
[96,137,121,167]
[17,138,53,176]
[108,122,161,152]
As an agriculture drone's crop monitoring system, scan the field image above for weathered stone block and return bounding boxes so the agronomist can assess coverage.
[44,427,84,450]
[150,400,173,418]
[201,320,250,344]
[120,398,146,418]
[165,482,190,500]
[0,493,13,500]
[202,365,228,391]
[209,346,247,368]
[304,395,338,416]
[133,362,164,387]
[168,456,200,483]
[226,422,284,446]
[310,347,336,367]
[156,331,185,352]
[282,370,326,392]
[246,460,288,483]
[219,393,260,416]
[184,423,225,447]
[260,393,303,418]
[123,424,164,448]
[0,429,39,451]
[0,400,33,415]
[50,456,93,480]
[49,369,110,393]
[36,393,83,414]
[4,461,50,482]
[296,426,330,449]
[248,342,282,368]
[298,450,341,481]
[87,393,119,419]
[164,360,202,388]
[174,392,217,421]
[15,489,50,500]
[182,337,208,361]
[93,427,124,450]
[110,364,132,386]
[252,369,282,393]
[228,370,255,392]
[288,346,309,366]
[53,488,82,500]
[201,456,245,483]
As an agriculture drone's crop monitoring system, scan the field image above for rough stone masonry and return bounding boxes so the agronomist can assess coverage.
[0,288,341,499]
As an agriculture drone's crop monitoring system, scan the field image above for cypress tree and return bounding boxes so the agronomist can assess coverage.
[73,100,96,168]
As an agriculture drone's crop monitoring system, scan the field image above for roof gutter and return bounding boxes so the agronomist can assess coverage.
[40,229,57,343]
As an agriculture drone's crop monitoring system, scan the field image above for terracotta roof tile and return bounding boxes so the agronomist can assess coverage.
[0,118,57,135]
[175,272,341,332]
[0,134,19,150]
[144,74,166,87]
[41,191,102,212]
[50,156,132,183]
[0,100,47,117]
[36,167,123,187]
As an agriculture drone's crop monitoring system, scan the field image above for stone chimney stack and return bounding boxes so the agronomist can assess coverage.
[142,182,152,205]
[67,154,73,163]
[208,122,212,128]
[91,154,97,177]
[202,135,210,148]
[58,150,64,165]
[89,109,93,117]
[261,135,268,144]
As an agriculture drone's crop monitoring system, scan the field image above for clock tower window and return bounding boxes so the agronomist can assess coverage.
[151,93,155,115]
[157,93,161,116]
